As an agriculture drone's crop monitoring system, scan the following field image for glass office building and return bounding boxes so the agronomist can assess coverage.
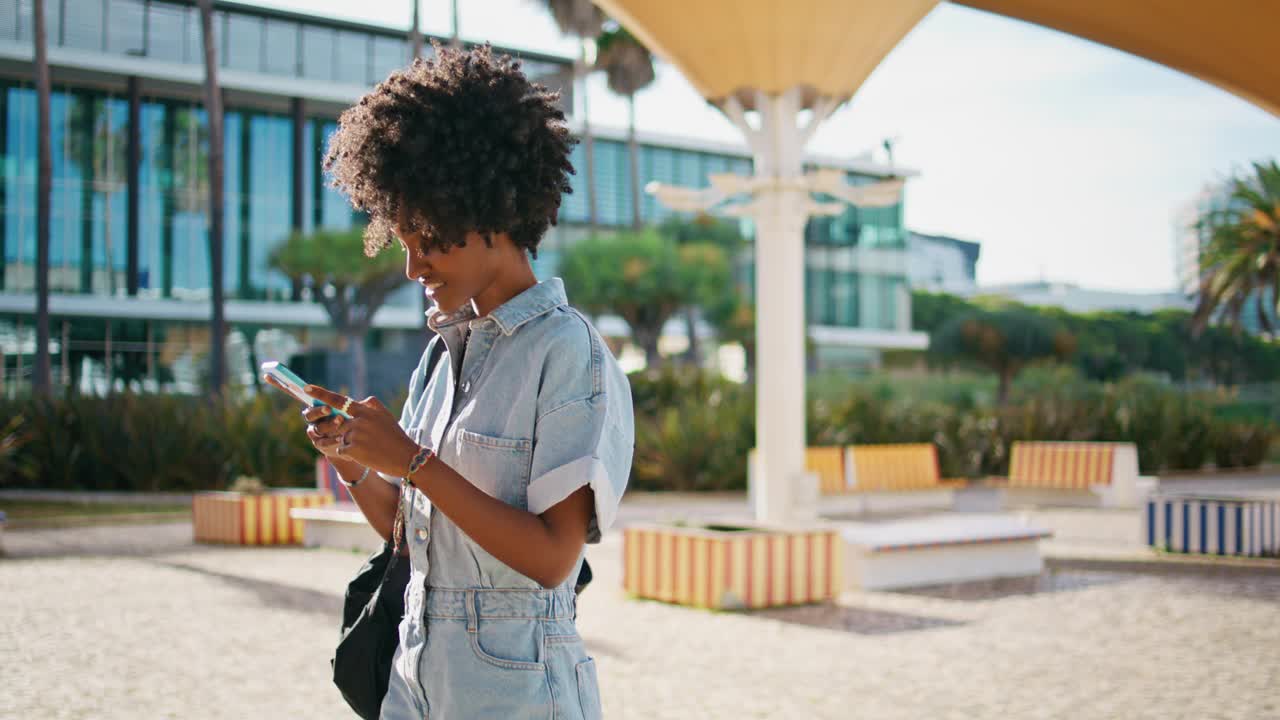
[0,0,918,395]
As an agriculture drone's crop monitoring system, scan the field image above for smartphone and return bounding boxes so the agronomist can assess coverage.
[260,361,352,419]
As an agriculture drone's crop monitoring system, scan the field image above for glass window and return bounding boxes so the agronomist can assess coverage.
[248,114,292,299]
[106,0,145,55]
[137,102,165,296]
[301,25,334,82]
[63,0,104,51]
[334,31,368,85]
[262,18,299,76]
[146,2,188,64]
[558,141,588,224]
[318,121,354,229]
[831,270,857,327]
[370,36,406,82]
[225,13,263,73]
[169,105,210,298]
[0,0,22,42]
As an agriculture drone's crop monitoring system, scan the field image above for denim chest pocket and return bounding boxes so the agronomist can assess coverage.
[455,429,533,509]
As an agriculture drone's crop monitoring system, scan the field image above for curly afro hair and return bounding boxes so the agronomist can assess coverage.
[324,42,576,258]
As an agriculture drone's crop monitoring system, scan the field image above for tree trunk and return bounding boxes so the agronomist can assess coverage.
[682,306,700,368]
[199,0,227,398]
[409,0,423,60]
[634,326,661,371]
[246,326,261,394]
[579,49,597,232]
[349,330,368,400]
[450,0,461,48]
[627,94,641,230]
[32,0,52,396]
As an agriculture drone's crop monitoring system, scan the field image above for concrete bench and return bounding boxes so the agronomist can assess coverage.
[1143,491,1280,557]
[811,444,962,515]
[998,441,1149,509]
[298,459,390,551]
[289,503,382,552]
[839,513,1051,590]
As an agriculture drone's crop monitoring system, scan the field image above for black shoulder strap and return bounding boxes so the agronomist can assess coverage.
[424,334,446,382]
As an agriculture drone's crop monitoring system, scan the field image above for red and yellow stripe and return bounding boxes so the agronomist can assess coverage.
[1008,442,1116,490]
[805,447,846,495]
[192,491,333,545]
[623,526,841,610]
[849,444,939,491]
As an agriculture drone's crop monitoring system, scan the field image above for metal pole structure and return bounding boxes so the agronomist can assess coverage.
[744,88,807,525]
[647,87,900,526]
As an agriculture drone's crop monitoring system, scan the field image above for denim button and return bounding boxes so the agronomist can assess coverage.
[416,527,428,541]
[462,381,471,393]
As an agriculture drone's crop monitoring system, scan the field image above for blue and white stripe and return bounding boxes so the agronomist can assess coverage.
[1143,494,1280,557]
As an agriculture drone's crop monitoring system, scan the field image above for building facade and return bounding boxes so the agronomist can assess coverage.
[0,0,920,396]
[906,231,980,295]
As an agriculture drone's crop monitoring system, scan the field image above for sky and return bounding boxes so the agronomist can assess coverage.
[257,0,1280,292]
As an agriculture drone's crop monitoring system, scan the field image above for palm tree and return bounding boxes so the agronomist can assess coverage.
[32,0,52,396]
[541,0,604,230]
[198,0,226,396]
[1192,160,1280,336]
[409,0,423,60]
[595,25,654,230]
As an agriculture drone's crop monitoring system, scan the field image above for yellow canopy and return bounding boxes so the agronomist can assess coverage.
[592,0,938,108]
[955,0,1280,117]
[592,0,1280,116]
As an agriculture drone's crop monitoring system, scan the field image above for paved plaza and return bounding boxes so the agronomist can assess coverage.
[3,497,1278,720]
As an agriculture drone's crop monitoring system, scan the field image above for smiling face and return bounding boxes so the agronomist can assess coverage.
[394,219,533,317]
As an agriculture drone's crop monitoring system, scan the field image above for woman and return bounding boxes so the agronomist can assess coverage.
[270,44,633,719]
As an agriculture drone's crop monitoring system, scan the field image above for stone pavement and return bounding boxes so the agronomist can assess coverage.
[3,500,1278,719]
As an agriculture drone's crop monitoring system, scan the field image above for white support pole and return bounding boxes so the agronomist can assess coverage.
[747,89,810,525]
[653,87,905,526]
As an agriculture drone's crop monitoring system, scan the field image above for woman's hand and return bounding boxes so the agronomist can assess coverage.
[302,383,421,478]
[263,375,350,459]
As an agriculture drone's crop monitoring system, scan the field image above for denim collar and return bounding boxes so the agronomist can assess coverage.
[426,277,567,336]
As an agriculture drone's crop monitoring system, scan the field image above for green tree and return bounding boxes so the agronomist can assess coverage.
[269,229,408,399]
[1192,159,1280,335]
[560,231,726,369]
[657,214,747,366]
[930,307,1075,404]
[595,24,655,230]
[910,290,977,334]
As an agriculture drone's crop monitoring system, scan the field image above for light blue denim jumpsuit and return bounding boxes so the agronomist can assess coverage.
[376,278,634,720]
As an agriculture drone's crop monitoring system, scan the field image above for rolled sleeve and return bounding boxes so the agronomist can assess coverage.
[526,393,632,543]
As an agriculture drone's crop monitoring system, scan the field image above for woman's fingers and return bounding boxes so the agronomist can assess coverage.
[302,404,333,423]
[304,384,356,416]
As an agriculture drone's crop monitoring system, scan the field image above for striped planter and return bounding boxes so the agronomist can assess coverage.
[193,489,334,546]
[623,524,841,610]
[1143,493,1280,557]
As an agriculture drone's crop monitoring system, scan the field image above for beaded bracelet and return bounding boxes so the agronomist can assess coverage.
[406,445,435,480]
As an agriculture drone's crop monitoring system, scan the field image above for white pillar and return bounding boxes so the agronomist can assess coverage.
[749,89,810,525]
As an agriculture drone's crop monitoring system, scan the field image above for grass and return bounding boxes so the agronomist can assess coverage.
[1,500,192,526]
